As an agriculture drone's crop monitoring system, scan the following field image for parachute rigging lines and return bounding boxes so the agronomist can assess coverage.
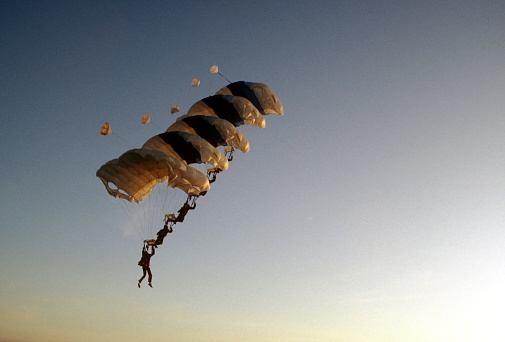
[97,70,283,244]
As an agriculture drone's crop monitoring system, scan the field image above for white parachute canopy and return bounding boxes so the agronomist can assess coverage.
[100,122,112,135]
[141,114,151,124]
[191,78,201,87]
[170,105,180,114]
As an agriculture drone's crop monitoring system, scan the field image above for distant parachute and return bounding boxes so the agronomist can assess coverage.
[97,69,282,245]
[141,114,151,124]
[100,122,112,135]
[170,105,180,114]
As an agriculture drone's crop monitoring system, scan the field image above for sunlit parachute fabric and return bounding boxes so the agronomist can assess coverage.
[96,149,210,203]
[167,116,250,152]
[97,76,282,243]
[182,95,266,128]
[142,131,229,171]
[99,122,112,135]
[216,81,284,116]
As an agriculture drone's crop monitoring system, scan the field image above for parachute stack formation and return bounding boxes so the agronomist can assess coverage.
[96,67,283,239]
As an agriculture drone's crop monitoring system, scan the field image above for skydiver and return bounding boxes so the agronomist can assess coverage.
[174,200,196,222]
[137,242,155,288]
[165,199,197,224]
[155,223,173,246]
[207,168,222,184]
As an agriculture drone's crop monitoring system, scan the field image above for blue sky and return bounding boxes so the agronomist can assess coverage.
[1,1,505,341]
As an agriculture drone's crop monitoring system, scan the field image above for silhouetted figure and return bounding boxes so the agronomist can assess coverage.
[175,201,196,222]
[207,168,222,184]
[138,243,155,288]
[155,223,173,246]
[165,199,197,224]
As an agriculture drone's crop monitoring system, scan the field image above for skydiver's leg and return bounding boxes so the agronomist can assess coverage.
[147,267,153,287]
[139,268,147,283]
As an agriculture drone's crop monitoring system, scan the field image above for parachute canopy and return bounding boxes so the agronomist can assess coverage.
[182,95,266,128]
[216,81,284,116]
[191,78,201,87]
[170,105,180,114]
[142,131,229,171]
[167,115,250,152]
[96,149,210,203]
[100,122,112,136]
[141,114,151,124]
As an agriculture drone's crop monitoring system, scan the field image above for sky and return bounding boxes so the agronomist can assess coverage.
[1,1,505,341]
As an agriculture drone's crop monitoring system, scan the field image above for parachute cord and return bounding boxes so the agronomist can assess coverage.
[218,72,232,84]
[119,200,145,242]
[111,132,136,149]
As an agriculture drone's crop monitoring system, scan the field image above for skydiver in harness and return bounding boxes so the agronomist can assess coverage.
[155,221,173,246]
[207,167,222,184]
[138,242,155,288]
[165,196,197,224]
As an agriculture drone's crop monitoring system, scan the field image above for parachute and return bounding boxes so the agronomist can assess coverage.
[100,122,112,135]
[141,114,151,124]
[167,116,250,153]
[97,69,282,244]
[182,95,266,128]
[191,78,201,87]
[170,105,180,114]
[142,131,229,171]
[216,81,284,116]
[96,149,209,202]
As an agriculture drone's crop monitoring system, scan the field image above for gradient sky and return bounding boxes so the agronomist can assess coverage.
[2,1,505,341]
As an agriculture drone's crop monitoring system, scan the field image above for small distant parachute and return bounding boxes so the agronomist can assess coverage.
[100,122,112,136]
[209,65,231,83]
[191,78,201,87]
[170,105,180,114]
[141,114,151,124]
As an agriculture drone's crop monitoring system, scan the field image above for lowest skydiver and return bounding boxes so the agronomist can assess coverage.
[138,242,155,288]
